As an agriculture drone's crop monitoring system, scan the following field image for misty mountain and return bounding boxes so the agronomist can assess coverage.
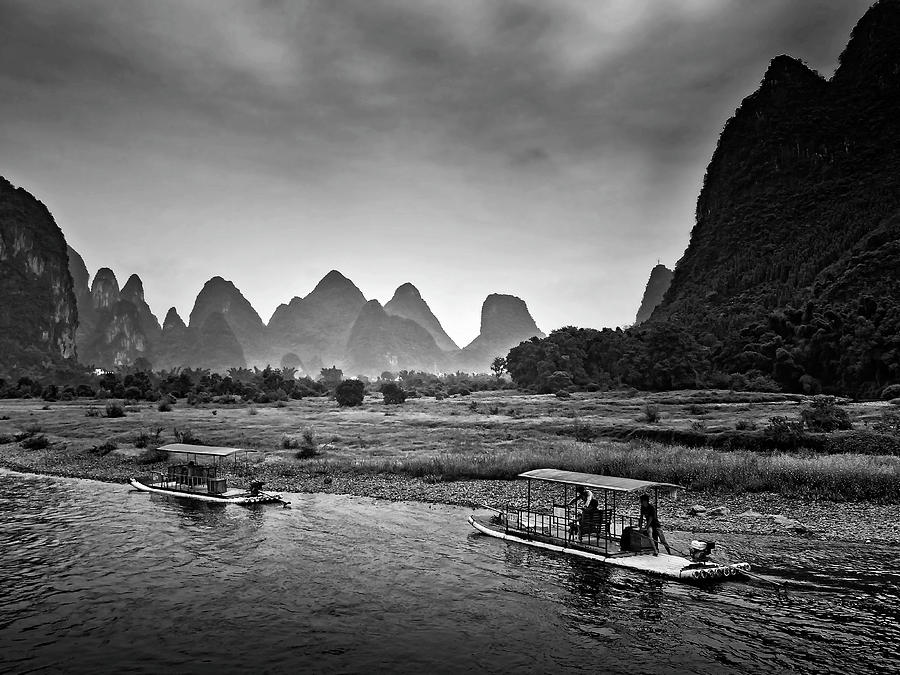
[188,276,267,367]
[634,264,673,325]
[0,176,77,371]
[384,283,459,352]
[267,270,367,368]
[346,299,446,376]
[459,294,544,372]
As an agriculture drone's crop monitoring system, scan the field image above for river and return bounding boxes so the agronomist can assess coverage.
[0,469,897,674]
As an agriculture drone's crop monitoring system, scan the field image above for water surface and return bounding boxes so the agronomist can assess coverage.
[0,470,897,674]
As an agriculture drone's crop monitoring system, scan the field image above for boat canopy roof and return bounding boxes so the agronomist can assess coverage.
[518,469,683,494]
[159,443,248,458]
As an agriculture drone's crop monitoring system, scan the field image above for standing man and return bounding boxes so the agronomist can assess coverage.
[638,493,672,556]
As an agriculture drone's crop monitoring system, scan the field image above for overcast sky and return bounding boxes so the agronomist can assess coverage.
[0,0,873,345]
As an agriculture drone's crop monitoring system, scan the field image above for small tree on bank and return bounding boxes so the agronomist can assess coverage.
[380,382,407,404]
[335,379,365,407]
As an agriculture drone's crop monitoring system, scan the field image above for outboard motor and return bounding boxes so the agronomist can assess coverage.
[689,540,715,562]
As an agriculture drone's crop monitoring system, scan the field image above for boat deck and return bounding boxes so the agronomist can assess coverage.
[469,515,749,582]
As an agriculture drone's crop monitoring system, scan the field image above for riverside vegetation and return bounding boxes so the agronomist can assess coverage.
[0,389,897,504]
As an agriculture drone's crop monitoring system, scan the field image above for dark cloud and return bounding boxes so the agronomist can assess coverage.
[0,0,875,340]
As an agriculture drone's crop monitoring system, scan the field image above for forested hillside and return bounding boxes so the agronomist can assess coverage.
[509,0,900,397]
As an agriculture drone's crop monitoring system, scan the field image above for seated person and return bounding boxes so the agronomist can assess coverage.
[568,485,599,540]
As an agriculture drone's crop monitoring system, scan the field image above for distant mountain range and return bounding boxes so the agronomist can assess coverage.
[0,176,543,376]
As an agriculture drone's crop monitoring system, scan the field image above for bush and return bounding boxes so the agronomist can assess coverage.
[873,410,900,436]
[555,390,571,399]
[157,400,172,412]
[335,380,365,407]
[690,420,706,431]
[295,428,319,459]
[763,416,807,447]
[137,446,169,465]
[20,434,50,450]
[380,382,407,405]
[823,431,900,456]
[134,427,163,449]
[643,404,660,423]
[105,402,126,418]
[799,395,851,432]
[248,406,258,416]
[881,384,900,401]
[173,427,203,445]
[571,421,596,443]
[734,419,757,431]
[90,440,118,456]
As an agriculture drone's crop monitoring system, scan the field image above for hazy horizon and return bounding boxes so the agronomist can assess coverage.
[0,0,873,346]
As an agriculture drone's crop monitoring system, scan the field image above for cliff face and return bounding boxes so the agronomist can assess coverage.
[0,177,77,370]
[80,270,160,368]
[651,0,900,393]
[384,283,459,352]
[67,245,96,355]
[267,270,367,368]
[459,294,544,372]
[346,300,445,376]
[634,264,673,325]
[188,276,267,367]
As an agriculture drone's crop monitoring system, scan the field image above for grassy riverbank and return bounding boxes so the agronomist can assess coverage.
[0,391,898,504]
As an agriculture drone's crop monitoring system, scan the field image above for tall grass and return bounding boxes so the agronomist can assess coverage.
[296,440,900,502]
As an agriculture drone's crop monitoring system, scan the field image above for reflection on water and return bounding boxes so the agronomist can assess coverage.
[0,469,898,674]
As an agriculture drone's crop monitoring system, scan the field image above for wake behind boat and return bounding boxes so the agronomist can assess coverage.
[130,443,288,506]
[468,468,750,583]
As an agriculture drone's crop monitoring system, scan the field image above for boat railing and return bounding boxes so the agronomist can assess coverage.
[142,469,228,495]
[501,504,619,551]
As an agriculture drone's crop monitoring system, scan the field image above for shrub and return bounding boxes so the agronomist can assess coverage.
[380,382,407,405]
[690,420,706,431]
[137,446,169,465]
[687,404,706,416]
[763,416,807,447]
[248,405,258,416]
[734,419,757,431]
[157,400,172,412]
[572,421,597,443]
[21,434,50,450]
[105,402,126,418]
[873,410,900,436]
[881,384,900,401]
[173,427,203,445]
[555,390,571,399]
[90,440,118,456]
[799,395,852,432]
[335,380,365,407]
[134,427,163,449]
[296,428,319,459]
[823,431,900,455]
[643,404,660,423]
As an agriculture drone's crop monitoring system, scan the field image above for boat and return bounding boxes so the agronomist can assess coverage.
[130,443,288,506]
[468,469,750,583]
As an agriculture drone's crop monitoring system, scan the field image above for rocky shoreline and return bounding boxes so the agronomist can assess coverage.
[1,443,896,546]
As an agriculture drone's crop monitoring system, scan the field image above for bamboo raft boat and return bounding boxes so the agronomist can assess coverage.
[468,469,750,583]
[130,444,288,506]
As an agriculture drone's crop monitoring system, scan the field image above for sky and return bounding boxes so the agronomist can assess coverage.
[0,0,874,346]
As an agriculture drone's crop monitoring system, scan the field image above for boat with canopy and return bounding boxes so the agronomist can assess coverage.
[130,444,287,506]
[468,468,750,583]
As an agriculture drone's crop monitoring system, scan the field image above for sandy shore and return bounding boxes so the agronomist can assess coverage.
[1,442,896,546]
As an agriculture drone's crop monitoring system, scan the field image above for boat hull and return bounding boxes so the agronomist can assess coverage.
[468,515,750,583]
[130,478,283,505]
